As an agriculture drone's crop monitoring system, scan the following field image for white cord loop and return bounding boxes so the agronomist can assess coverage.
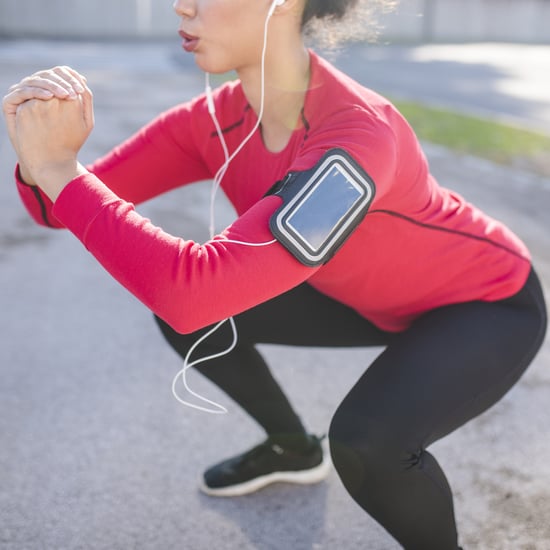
[172,1,279,414]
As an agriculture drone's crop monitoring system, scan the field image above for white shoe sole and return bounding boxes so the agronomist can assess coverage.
[199,453,332,497]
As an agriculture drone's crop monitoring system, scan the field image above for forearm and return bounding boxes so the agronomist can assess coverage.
[31,159,89,202]
[15,164,62,228]
[51,173,312,333]
[18,161,37,186]
[15,160,88,228]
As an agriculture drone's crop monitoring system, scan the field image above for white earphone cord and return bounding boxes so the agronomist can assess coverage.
[172,0,280,414]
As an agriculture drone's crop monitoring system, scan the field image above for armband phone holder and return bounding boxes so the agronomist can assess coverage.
[268,148,375,266]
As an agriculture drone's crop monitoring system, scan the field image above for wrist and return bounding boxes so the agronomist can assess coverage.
[17,163,38,187]
[34,160,89,201]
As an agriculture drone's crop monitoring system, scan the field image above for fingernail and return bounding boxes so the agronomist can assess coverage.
[74,83,85,94]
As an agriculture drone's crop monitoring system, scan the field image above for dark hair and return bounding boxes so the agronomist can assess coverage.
[301,0,397,47]
[301,0,359,27]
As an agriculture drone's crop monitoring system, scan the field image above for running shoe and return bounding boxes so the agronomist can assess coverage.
[200,434,331,497]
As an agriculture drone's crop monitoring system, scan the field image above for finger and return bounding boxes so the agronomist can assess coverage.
[58,66,89,91]
[23,66,86,98]
[19,74,77,99]
[2,87,54,115]
[51,66,87,95]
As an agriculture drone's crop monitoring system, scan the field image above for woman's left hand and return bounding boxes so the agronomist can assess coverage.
[15,86,94,200]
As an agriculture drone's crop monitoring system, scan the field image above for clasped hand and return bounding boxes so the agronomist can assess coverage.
[2,65,94,200]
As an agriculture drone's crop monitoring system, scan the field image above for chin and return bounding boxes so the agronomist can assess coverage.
[193,52,235,75]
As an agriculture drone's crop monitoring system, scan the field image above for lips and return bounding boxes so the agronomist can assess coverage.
[179,30,199,52]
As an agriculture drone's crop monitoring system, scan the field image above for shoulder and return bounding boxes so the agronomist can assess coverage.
[302,51,422,185]
[307,50,405,133]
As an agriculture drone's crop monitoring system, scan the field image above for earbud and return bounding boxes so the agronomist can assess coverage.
[267,0,285,17]
[187,0,281,416]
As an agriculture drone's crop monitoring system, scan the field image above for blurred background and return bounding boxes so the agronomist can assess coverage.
[1,1,549,550]
[1,0,550,43]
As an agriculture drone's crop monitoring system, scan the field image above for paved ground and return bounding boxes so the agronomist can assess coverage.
[0,39,549,550]
[337,42,550,134]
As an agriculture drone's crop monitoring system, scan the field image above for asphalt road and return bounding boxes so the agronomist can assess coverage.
[0,39,549,550]
[335,42,550,134]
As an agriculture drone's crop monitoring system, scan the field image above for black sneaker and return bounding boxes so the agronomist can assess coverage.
[200,434,331,497]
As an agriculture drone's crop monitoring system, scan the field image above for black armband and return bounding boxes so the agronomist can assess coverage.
[267,148,375,266]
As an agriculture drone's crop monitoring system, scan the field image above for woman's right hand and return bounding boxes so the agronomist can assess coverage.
[2,66,89,185]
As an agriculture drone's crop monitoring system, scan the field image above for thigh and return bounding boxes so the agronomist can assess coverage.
[154,282,391,358]
[338,271,547,449]
[232,282,392,348]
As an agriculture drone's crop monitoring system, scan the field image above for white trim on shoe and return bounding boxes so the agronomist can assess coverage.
[199,452,332,497]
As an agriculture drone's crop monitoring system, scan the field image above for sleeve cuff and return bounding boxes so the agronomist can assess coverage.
[52,173,124,243]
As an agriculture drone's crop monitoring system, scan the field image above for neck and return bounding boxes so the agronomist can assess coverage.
[238,40,311,152]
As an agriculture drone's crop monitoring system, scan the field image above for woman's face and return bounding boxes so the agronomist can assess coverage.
[174,0,272,74]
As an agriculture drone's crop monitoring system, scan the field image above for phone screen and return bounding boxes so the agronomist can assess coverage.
[286,164,363,251]
[270,149,375,266]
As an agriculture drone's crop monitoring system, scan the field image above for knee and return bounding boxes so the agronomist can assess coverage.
[328,405,417,495]
[153,314,196,355]
[154,313,180,342]
[328,406,377,494]
[153,314,236,360]
[154,313,170,334]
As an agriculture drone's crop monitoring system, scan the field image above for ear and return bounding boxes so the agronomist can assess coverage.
[267,0,284,17]
[268,0,303,15]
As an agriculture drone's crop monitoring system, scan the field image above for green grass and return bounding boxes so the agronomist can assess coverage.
[204,76,550,176]
[392,99,550,177]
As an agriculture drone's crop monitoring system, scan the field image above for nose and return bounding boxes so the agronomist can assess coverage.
[173,0,196,17]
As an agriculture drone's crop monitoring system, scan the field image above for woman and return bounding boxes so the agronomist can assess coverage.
[2,0,547,547]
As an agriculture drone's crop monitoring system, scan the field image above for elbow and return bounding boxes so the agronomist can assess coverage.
[155,310,204,336]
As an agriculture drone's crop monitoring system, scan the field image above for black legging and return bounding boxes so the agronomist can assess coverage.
[155,267,547,550]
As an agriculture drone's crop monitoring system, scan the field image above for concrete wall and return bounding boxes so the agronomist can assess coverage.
[0,0,176,39]
[380,0,550,43]
[0,0,549,43]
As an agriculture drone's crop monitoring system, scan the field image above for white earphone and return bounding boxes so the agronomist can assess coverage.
[268,0,285,16]
[172,0,283,415]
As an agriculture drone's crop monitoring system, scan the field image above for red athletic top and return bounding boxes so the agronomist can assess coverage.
[16,51,531,334]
